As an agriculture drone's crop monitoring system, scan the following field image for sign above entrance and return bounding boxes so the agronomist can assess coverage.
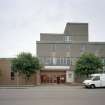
[44,66,70,70]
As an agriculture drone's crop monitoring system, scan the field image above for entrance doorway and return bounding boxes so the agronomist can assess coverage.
[40,70,66,84]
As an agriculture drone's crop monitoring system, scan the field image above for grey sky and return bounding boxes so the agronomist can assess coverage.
[0,0,105,58]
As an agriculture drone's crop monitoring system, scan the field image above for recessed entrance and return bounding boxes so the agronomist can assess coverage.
[40,70,66,84]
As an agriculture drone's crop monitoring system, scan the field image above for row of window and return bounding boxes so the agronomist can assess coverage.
[50,44,104,55]
[49,44,87,53]
[39,57,71,66]
[39,57,79,66]
[49,35,72,51]
[51,44,71,51]
[40,57,105,66]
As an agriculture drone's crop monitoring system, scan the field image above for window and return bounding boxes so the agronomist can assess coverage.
[56,58,60,65]
[53,57,56,65]
[39,57,53,65]
[11,72,15,80]
[66,57,71,65]
[93,76,100,81]
[80,44,86,54]
[45,57,53,65]
[64,36,71,42]
[41,57,71,66]
[51,44,56,51]
[65,44,71,50]
[56,57,71,65]
[95,50,99,56]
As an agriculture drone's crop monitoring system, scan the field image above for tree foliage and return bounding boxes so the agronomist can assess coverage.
[11,52,42,80]
[75,53,103,77]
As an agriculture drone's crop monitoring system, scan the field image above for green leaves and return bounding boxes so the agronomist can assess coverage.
[11,52,42,80]
[75,53,103,77]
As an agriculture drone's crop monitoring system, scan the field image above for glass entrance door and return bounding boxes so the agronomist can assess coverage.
[40,72,66,84]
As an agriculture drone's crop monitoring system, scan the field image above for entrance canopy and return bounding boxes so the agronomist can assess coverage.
[43,66,70,71]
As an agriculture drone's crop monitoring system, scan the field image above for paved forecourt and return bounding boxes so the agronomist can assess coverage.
[0,85,105,105]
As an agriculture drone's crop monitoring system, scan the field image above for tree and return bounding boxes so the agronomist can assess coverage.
[11,52,42,81]
[75,52,103,77]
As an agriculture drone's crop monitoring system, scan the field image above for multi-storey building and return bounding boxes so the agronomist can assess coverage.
[0,22,105,85]
[36,23,105,84]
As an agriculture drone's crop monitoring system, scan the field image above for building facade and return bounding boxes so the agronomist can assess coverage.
[36,23,105,84]
[0,22,105,85]
[0,58,37,85]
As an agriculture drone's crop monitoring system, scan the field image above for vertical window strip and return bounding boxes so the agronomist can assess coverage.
[64,36,72,42]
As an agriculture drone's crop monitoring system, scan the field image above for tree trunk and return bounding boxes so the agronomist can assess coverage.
[16,72,19,87]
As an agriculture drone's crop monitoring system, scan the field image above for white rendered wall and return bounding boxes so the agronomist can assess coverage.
[66,71,74,83]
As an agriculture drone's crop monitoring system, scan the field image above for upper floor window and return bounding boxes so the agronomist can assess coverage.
[64,36,72,42]
[65,44,71,50]
[51,44,56,51]
[39,57,71,66]
[95,48,100,56]
[80,44,86,54]
[54,57,71,66]
[45,57,53,65]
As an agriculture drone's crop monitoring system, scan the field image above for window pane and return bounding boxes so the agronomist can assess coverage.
[64,36,71,42]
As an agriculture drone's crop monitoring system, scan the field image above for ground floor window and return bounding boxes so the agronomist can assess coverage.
[40,71,66,84]
[11,72,15,80]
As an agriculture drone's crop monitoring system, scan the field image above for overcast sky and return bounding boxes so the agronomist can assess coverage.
[0,0,105,58]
